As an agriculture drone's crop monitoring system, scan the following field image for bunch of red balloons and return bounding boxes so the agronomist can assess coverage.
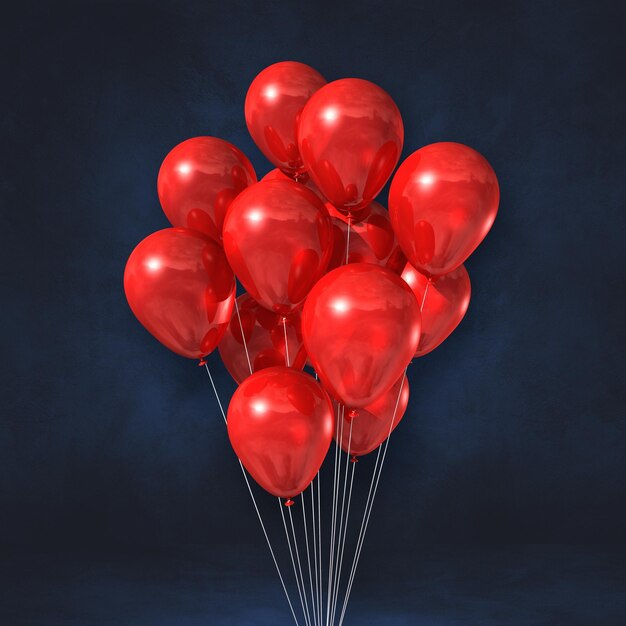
[124,61,499,501]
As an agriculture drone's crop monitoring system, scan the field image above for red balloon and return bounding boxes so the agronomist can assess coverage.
[227,367,334,498]
[157,137,257,244]
[222,179,333,315]
[402,263,471,357]
[298,79,404,216]
[218,293,307,383]
[389,142,499,277]
[335,374,409,457]
[302,263,421,408]
[124,228,235,359]
[326,202,406,274]
[245,61,326,177]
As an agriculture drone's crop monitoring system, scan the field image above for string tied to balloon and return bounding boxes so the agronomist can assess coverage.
[350,455,359,464]
[345,216,352,265]
[346,408,359,422]
[197,358,207,367]
[282,316,291,367]
[285,498,295,507]
[420,277,432,312]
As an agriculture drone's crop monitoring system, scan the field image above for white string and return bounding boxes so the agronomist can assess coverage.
[234,298,253,375]
[330,416,351,621]
[340,439,383,619]
[203,363,299,626]
[420,279,431,312]
[330,419,354,624]
[283,317,291,367]
[310,482,320,626]
[301,491,318,626]
[316,472,322,624]
[338,372,407,626]
[289,503,313,626]
[327,405,345,625]
[280,499,310,626]
[325,405,342,625]
[345,217,352,265]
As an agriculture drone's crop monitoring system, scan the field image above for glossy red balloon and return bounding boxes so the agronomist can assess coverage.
[326,202,406,274]
[124,228,235,359]
[298,79,404,215]
[389,142,499,277]
[245,62,326,177]
[335,374,409,457]
[218,293,307,383]
[402,263,471,357]
[158,137,257,243]
[302,263,421,408]
[222,179,333,315]
[227,367,334,498]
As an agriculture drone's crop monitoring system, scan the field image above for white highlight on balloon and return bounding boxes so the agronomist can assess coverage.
[145,257,161,272]
[264,85,278,100]
[248,209,263,223]
[176,162,192,176]
[331,298,349,313]
[322,107,339,122]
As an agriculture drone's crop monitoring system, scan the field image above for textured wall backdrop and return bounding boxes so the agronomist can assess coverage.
[1,1,625,621]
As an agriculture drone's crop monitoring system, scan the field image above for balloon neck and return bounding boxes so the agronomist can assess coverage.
[350,455,359,464]
[293,171,309,184]
[284,498,295,507]
[280,316,288,324]
[347,408,359,421]
[197,358,207,367]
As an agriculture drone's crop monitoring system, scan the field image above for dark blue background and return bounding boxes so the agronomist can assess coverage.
[1,1,625,623]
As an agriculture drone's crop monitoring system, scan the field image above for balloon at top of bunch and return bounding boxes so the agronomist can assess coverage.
[245,61,327,178]
[157,136,257,244]
[298,78,404,217]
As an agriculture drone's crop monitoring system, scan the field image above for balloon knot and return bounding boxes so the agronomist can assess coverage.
[351,455,359,463]
[284,498,295,507]
[198,358,207,367]
[347,409,359,421]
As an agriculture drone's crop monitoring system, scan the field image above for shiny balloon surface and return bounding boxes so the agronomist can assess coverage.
[298,79,404,215]
[245,61,326,176]
[124,228,235,359]
[158,136,256,243]
[227,367,334,498]
[302,263,421,407]
[389,142,499,276]
[223,179,333,315]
